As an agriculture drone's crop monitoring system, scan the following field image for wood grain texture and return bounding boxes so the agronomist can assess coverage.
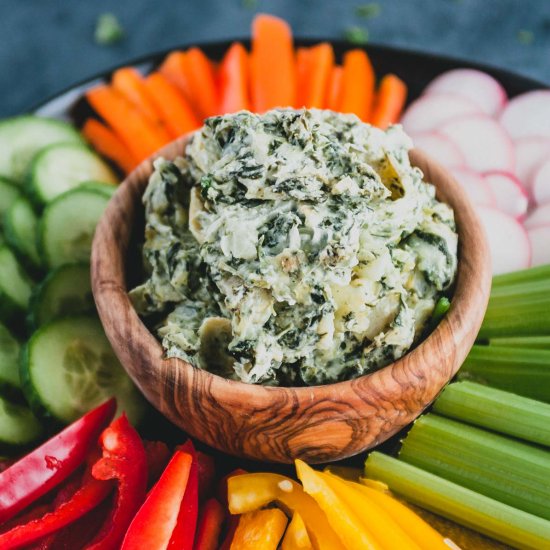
[91,135,492,463]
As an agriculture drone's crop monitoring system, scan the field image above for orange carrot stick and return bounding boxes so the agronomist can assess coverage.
[251,14,296,111]
[219,42,250,114]
[296,47,312,108]
[184,47,219,119]
[371,74,408,129]
[111,67,160,123]
[327,65,343,111]
[81,119,138,174]
[159,51,192,99]
[339,49,375,121]
[86,85,169,161]
[304,42,334,108]
[144,73,201,138]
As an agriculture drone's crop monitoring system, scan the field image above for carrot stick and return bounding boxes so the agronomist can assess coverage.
[339,49,375,121]
[86,85,169,161]
[144,73,201,138]
[184,47,219,119]
[303,42,334,108]
[219,42,250,114]
[159,51,192,99]
[111,67,160,123]
[327,65,343,111]
[81,119,138,174]
[371,74,408,129]
[251,14,296,111]
[295,47,312,108]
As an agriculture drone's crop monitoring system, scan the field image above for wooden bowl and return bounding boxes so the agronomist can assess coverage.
[92,134,491,463]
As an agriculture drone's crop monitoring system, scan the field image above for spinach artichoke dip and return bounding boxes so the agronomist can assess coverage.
[130,109,458,386]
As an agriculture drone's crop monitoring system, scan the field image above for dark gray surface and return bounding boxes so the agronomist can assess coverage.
[1,0,549,117]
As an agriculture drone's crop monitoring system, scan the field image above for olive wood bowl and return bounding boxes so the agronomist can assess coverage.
[92,134,491,463]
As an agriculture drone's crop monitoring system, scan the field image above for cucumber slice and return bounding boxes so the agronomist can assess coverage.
[0,323,21,394]
[3,196,42,269]
[0,116,83,183]
[0,395,42,451]
[0,177,21,220]
[0,246,33,321]
[21,315,146,425]
[29,263,93,328]
[28,143,117,204]
[79,180,117,198]
[38,187,111,269]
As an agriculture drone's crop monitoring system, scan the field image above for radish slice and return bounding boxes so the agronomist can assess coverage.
[483,171,529,219]
[424,69,507,116]
[500,91,550,140]
[532,160,550,205]
[401,93,482,135]
[439,115,515,173]
[477,206,531,274]
[528,225,550,267]
[514,137,550,189]
[412,132,465,168]
[525,202,550,229]
[449,167,495,207]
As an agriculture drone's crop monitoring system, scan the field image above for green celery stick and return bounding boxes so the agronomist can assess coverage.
[492,264,550,288]
[488,336,550,349]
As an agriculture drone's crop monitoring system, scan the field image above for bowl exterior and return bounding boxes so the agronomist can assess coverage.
[92,137,491,463]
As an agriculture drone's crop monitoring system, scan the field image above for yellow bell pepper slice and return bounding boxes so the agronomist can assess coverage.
[295,460,382,550]
[281,512,313,550]
[229,508,288,550]
[228,473,345,550]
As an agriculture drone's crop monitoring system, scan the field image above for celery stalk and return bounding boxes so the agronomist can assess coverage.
[433,381,550,447]
[492,264,550,288]
[488,336,550,349]
[398,415,550,519]
[459,345,550,402]
[364,452,550,550]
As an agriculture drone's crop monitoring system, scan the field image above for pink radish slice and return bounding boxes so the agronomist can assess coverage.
[532,160,550,205]
[483,171,529,219]
[439,115,515,173]
[525,202,550,229]
[500,91,550,140]
[528,225,550,266]
[449,167,495,207]
[401,93,482,135]
[412,132,465,168]
[424,69,507,116]
[514,137,550,189]
[477,206,531,274]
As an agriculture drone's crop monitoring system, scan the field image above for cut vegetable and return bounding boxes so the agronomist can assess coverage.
[159,51,191,99]
[412,132,465,168]
[3,196,41,268]
[532,159,550,205]
[0,323,21,394]
[38,186,111,269]
[433,381,550,447]
[448,167,495,207]
[281,512,312,550]
[364,452,550,550]
[401,93,482,135]
[525,202,550,229]
[0,178,21,219]
[183,47,219,120]
[28,142,117,204]
[0,116,84,182]
[513,137,550,188]
[489,335,550,349]
[424,69,507,116]
[297,43,334,109]
[483,171,528,219]
[0,245,33,322]
[326,65,343,111]
[219,42,250,114]
[499,90,550,140]
[492,263,550,287]
[371,74,407,129]
[339,49,375,121]
[476,206,530,274]
[439,115,515,173]
[528,225,550,267]
[20,315,145,424]
[230,508,288,550]
[28,263,93,328]
[0,395,42,451]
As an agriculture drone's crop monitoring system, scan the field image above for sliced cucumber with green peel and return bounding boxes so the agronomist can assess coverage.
[38,187,111,268]
[28,143,117,204]
[0,395,42,451]
[4,196,41,269]
[0,246,33,321]
[78,180,117,198]
[29,263,93,328]
[0,323,21,395]
[21,315,146,425]
[0,177,21,220]
[0,116,83,183]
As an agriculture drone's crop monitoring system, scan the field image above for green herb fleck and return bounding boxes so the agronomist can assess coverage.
[517,29,535,45]
[94,13,125,46]
[242,0,258,9]
[344,26,369,45]
[355,3,381,19]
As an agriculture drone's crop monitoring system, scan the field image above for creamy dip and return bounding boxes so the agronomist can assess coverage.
[130,109,458,386]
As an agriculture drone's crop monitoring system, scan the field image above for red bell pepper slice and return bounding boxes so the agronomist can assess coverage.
[85,414,148,550]
[121,450,192,550]
[144,440,171,488]
[0,398,116,524]
[196,451,215,502]
[193,498,225,550]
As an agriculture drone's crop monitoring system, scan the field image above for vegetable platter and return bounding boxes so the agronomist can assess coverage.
[0,13,549,550]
